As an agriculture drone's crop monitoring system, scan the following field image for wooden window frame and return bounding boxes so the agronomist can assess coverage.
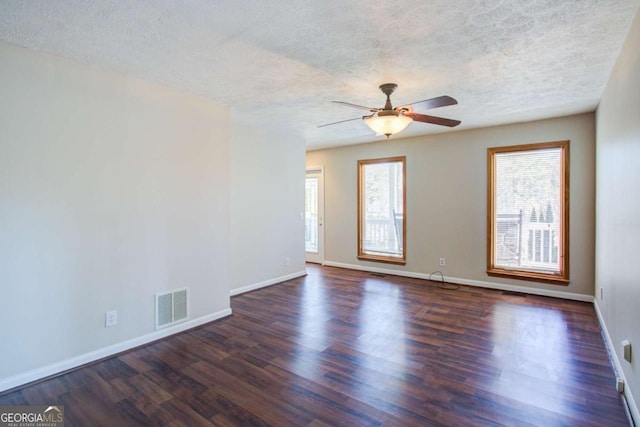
[358,156,407,265]
[487,141,570,285]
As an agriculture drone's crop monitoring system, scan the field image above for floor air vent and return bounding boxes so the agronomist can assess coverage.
[502,290,526,297]
[155,287,189,330]
[370,273,387,277]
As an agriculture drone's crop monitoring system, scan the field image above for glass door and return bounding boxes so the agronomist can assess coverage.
[305,167,324,263]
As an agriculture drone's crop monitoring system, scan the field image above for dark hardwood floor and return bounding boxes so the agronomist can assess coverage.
[0,264,629,426]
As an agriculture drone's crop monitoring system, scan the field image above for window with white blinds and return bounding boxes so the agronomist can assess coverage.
[487,141,569,284]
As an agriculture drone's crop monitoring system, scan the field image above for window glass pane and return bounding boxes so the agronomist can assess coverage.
[305,177,318,253]
[362,161,403,257]
[494,147,561,273]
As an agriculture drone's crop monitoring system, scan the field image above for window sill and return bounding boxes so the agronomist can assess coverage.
[487,268,569,285]
[358,254,406,265]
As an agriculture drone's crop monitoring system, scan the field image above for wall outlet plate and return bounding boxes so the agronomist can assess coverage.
[105,310,117,327]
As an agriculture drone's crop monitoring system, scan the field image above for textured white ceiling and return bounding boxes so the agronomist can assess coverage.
[1,1,638,150]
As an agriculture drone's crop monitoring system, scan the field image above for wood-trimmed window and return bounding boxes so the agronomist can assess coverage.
[487,141,569,284]
[358,156,406,265]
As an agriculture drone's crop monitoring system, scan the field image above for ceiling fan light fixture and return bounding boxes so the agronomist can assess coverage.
[364,113,413,137]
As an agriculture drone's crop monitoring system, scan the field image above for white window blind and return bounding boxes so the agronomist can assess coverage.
[493,147,562,273]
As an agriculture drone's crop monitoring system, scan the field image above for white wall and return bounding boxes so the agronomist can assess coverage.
[595,8,640,421]
[307,113,596,297]
[0,41,231,386]
[230,122,306,294]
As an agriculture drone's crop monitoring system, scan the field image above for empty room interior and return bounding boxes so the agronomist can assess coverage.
[1,2,639,426]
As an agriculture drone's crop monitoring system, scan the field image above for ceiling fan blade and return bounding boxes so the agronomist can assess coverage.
[409,113,461,127]
[401,95,458,111]
[318,116,367,128]
[332,101,380,112]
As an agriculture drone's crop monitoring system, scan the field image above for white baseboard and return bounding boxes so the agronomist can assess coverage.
[230,270,307,297]
[322,261,593,302]
[593,300,639,425]
[0,308,232,393]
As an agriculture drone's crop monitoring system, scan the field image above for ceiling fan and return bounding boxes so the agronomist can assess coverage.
[319,83,461,138]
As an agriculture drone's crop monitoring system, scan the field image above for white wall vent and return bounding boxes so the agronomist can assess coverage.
[155,287,189,330]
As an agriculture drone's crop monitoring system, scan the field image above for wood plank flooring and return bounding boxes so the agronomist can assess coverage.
[0,264,629,426]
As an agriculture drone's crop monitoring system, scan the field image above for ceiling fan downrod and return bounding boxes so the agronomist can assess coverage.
[379,83,397,111]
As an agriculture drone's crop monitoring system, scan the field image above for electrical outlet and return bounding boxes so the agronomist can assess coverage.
[622,340,632,363]
[285,257,290,266]
[105,310,117,327]
[439,258,446,267]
